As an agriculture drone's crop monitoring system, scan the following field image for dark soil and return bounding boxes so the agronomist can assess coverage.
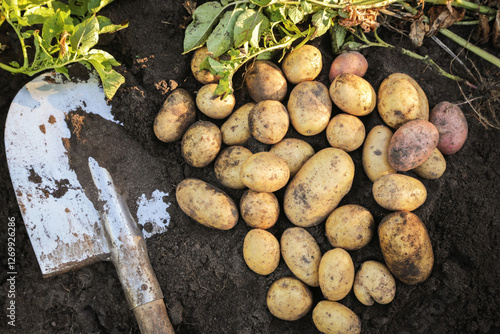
[1,0,500,333]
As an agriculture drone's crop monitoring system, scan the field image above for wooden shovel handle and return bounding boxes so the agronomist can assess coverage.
[133,299,175,334]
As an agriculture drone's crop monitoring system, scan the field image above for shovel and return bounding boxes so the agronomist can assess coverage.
[5,72,175,334]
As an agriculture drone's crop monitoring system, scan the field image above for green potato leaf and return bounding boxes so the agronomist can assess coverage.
[86,49,125,99]
[207,6,245,58]
[70,14,99,55]
[183,1,224,53]
[330,23,348,54]
[233,8,269,48]
[97,16,129,34]
[288,6,304,24]
[312,9,332,39]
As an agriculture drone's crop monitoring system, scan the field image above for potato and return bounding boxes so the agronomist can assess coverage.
[388,119,439,171]
[267,277,313,321]
[312,301,361,334]
[378,211,434,285]
[214,146,253,189]
[377,73,429,129]
[413,148,447,179]
[326,113,366,152]
[362,125,397,182]
[270,138,315,177]
[240,190,280,229]
[429,101,468,155]
[221,102,255,145]
[281,227,322,287]
[284,148,354,227]
[240,152,290,192]
[329,51,368,82]
[196,83,235,119]
[373,174,427,211]
[154,88,196,143]
[176,178,238,230]
[319,248,355,301]
[249,100,289,144]
[191,46,220,84]
[181,121,221,167]
[243,229,280,275]
[287,81,332,136]
[353,261,396,306]
[282,44,322,84]
[246,60,287,102]
[330,73,376,116]
[325,204,374,251]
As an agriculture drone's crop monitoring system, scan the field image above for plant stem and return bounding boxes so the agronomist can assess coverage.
[423,0,497,16]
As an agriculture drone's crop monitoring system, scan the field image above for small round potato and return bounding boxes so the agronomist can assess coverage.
[325,204,374,251]
[281,227,322,287]
[354,261,396,306]
[270,138,315,177]
[214,146,253,189]
[181,121,221,168]
[221,102,255,145]
[267,277,313,321]
[249,100,289,144]
[330,73,376,116]
[326,114,366,152]
[243,229,280,275]
[329,51,368,82]
[246,60,287,102]
[287,81,332,136]
[413,148,447,179]
[373,174,427,211]
[154,88,196,143]
[191,46,220,84]
[319,248,355,301]
[362,125,397,182]
[196,83,236,119]
[282,44,322,84]
[240,152,290,192]
[240,190,280,229]
[429,101,468,155]
[312,301,361,334]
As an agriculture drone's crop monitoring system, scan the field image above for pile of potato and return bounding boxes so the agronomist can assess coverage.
[155,46,468,333]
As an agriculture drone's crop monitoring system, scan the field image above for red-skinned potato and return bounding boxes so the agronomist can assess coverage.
[329,51,368,82]
[429,101,468,155]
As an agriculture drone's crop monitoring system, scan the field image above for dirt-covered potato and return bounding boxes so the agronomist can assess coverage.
[362,125,397,182]
[190,46,220,84]
[249,100,289,144]
[181,121,221,167]
[287,81,332,136]
[267,277,313,321]
[270,138,315,177]
[373,174,427,211]
[246,60,287,102]
[326,113,366,152]
[329,51,368,82]
[325,204,374,251]
[243,229,280,275]
[319,248,355,301]
[240,190,280,229]
[354,261,396,306]
[240,152,290,192]
[413,148,447,179]
[284,148,354,227]
[282,44,322,84]
[214,146,253,189]
[196,83,235,119]
[312,301,361,334]
[221,102,255,145]
[281,227,322,287]
[379,211,434,285]
[429,101,468,155]
[154,88,196,143]
[330,73,376,116]
[176,178,238,230]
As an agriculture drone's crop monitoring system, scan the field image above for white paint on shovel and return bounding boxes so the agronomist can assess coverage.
[136,190,171,239]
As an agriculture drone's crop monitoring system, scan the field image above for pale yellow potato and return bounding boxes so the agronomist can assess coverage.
[176,178,238,230]
[362,125,397,182]
[270,138,315,177]
[249,100,289,144]
[181,121,221,168]
[354,260,396,306]
[240,152,290,192]
[326,113,366,152]
[373,174,427,211]
[287,81,332,136]
[191,46,220,84]
[282,44,322,84]
[266,277,313,321]
[413,148,447,179]
[379,211,434,285]
[246,60,287,102]
[325,204,374,251]
[281,227,322,287]
[196,83,235,119]
[319,248,355,301]
[154,88,196,143]
[221,102,255,145]
[312,301,361,334]
[329,73,376,116]
[284,148,354,227]
[240,190,280,229]
[389,73,429,122]
[243,229,280,275]
[214,146,253,189]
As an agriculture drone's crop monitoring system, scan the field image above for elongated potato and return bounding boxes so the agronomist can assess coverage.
[373,174,427,211]
[270,138,315,177]
[354,261,396,306]
[246,60,287,102]
[413,148,447,179]
[325,204,374,251]
[313,301,361,334]
[214,146,253,189]
[240,152,290,192]
[282,44,322,84]
[243,229,280,275]
[429,101,468,155]
[330,73,376,116]
[240,190,280,229]
[267,277,313,321]
[176,178,238,230]
[181,121,221,168]
[362,125,396,182]
[221,102,255,145]
[249,100,289,144]
[196,83,235,119]
[319,248,355,301]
